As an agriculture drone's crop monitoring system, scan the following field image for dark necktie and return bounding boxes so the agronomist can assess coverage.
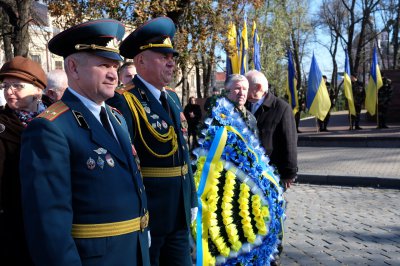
[160,91,171,116]
[100,106,114,137]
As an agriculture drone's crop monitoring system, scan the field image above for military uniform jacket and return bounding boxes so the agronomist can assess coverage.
[252,93,298,180]
[107,76,197,234]
[20,89,149,266]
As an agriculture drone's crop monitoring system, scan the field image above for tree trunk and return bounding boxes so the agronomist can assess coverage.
[180,65,188,106]
[10,0,31,57]
[195,63,202,98]
[1,10,13,61]
[393,1,400,69]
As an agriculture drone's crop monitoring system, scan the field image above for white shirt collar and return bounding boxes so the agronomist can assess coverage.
[137,74,166,104]
[68,87,105,123]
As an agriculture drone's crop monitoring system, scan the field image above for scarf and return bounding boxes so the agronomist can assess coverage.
[13,102,46,127]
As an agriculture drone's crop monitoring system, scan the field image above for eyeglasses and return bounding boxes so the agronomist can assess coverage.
[0,82,26,92]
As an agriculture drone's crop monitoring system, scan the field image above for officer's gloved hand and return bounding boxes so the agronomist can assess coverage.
[191,207,198,223]
[148,230,151,248]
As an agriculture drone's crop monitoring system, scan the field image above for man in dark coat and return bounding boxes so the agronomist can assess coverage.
[377,77,393,129]
[245,70,298,187]
[184,96,202,150]
[350,75,365,130]
[107,17,197,266]
[19,19,149,266]
[245,70,298,266]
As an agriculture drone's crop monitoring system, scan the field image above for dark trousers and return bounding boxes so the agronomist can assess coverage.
[188,127,198,150]
[317,112,330,131]
[150,229,192,266]
[350,105,362,129]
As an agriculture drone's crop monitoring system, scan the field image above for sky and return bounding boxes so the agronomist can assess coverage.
[218,0,346,82]
[305,0,346,80]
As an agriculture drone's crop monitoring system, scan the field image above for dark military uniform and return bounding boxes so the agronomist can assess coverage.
[107,17,197,266]
[377,77,393,128]
[351,79,365,130]
[19,20,150,266]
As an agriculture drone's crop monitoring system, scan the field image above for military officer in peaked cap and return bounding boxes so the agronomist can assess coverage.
[107,17,197,266]
[19,19,150,266]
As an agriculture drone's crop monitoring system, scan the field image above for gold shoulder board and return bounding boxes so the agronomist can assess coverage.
[37,101,70,121]
[116,82,135,95]
[165,86,175,93]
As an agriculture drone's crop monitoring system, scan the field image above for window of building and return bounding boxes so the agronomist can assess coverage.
[31,54,41,64]
[55,61,63,70]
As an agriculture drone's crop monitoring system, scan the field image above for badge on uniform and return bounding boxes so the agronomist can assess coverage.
[0,123,5,134]
[161,120,168,129]
[97,156,105,169]
[105,154,115,167]
[144,106,151,114]
[94,147,107,155]
[150,114,159,119]
[157,121,162,129]
[87,157,96,170]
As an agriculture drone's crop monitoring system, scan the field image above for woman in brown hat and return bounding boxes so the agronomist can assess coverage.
[0,56,48,264]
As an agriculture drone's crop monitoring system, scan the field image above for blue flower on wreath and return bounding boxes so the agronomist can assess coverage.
[222,145,237,161]
[255,164,264,175]
[237,139,248,154]
[226,131,237,144]
[201,139,211,149]
[248,151,256,163]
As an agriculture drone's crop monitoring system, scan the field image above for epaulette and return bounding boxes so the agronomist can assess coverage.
[115,82,135,95]
[165,86,176,93]
[38,101,69,121]
[110,106,122,116]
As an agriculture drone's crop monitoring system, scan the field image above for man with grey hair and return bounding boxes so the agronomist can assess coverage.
[245,69,297,266]
[225,74,258,133]
[45,69,68,102]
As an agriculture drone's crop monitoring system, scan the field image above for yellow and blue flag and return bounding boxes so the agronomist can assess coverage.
[226,22,240,76]
[239,18,248,74]
[343,51,356,116]
[252,21,261,71]
[287,49,299,114]
[365,47,383,116]
[306,54,331,120]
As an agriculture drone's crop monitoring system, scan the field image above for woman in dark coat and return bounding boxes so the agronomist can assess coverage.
[0,56,48,265]
[184,96,202,150]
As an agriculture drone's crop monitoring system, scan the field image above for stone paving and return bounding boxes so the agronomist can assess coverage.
[298,147,400,179]
[281,184,400,266]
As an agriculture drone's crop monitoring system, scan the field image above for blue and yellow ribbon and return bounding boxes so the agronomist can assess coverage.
[196,127,227,266]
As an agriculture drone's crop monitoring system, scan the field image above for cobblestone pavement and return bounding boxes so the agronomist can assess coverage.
[281,184,400,266]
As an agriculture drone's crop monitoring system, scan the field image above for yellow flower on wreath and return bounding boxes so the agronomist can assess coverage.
[238,183,257,243]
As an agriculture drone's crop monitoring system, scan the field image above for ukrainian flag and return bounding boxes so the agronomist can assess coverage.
[287,49,299,115]
[239,19,248,75]
[365,47,383,116]
[252,21,261,71]
[306,54,331,120]
[343,51,356,116]
[226,22,240,75]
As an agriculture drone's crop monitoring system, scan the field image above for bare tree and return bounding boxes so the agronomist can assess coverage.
[0,0,33,58]
[315,0,348,104]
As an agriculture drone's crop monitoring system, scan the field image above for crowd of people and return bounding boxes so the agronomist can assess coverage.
[0,14,396,266]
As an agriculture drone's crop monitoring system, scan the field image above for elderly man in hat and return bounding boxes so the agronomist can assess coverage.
[19,19,149,266]
[107,17,197,266]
